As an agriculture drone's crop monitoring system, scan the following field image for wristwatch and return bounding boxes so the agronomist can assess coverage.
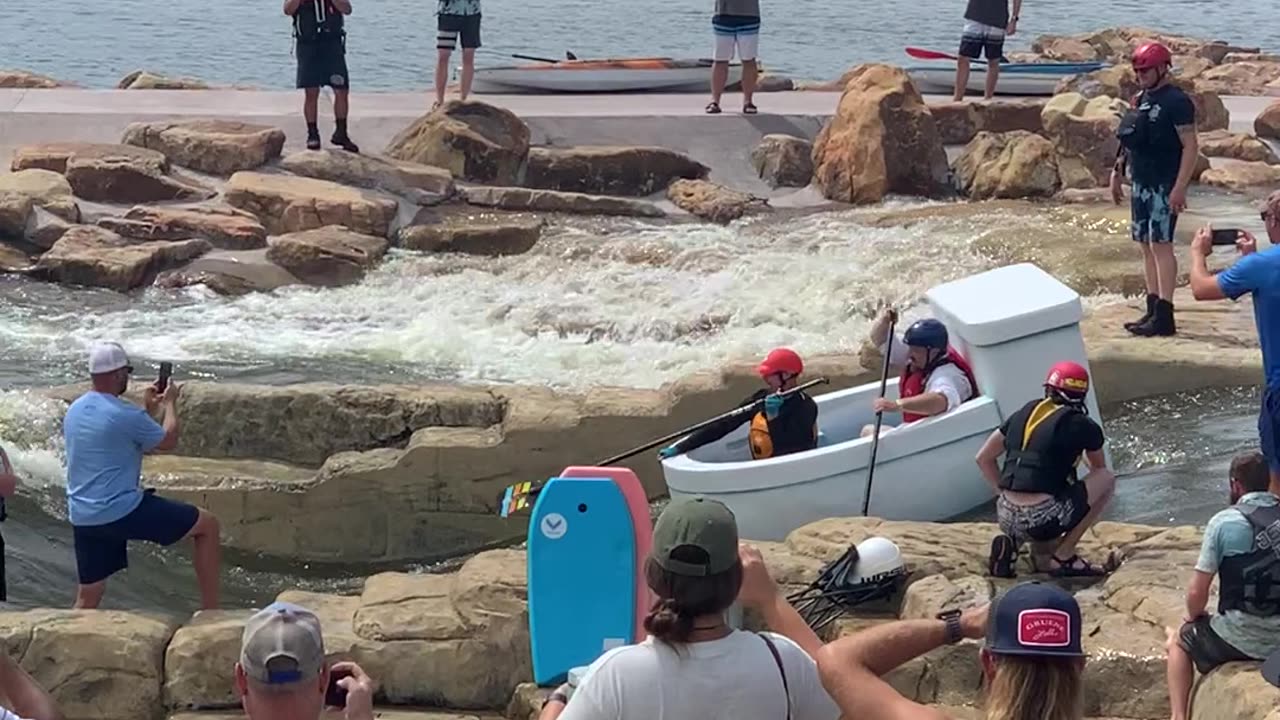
[937,608,964,644]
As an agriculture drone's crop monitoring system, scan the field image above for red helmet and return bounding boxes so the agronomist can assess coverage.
[1131,42,1173,70]
[1045,361,1090,396]
[758,348,804,378]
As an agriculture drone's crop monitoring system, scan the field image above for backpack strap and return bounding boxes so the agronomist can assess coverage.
[759,633,792,720]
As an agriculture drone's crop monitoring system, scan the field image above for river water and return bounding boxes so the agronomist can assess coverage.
[0,0,1275,89]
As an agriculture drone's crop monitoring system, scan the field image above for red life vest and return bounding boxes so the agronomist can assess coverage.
[898,347,978,424]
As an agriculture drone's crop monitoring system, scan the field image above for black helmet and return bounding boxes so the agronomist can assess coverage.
[903,319,948,350]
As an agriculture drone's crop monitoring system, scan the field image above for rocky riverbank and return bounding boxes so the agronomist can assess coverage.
[4,516,1277,720]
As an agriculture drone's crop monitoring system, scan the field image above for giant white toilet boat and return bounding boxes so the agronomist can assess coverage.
[661,263,1108,542]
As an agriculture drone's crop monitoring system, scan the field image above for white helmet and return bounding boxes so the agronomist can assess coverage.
[849,537,906,583]
[788,536,909,631]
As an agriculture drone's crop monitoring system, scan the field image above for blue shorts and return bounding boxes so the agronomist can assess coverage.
[72,492,200,585]
[1261,384,1280,473]
[1130,183,1178,243]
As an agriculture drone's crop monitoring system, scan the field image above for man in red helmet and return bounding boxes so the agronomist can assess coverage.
[975,361,1116,578]
[658,348,819,461]
[1112,41,1199,337]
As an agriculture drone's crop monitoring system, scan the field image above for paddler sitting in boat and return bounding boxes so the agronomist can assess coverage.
[658,347,819,461]
[860,309,977,437]
[977,361,1117,578]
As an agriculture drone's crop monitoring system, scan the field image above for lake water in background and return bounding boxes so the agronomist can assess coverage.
[0,0,1276,90]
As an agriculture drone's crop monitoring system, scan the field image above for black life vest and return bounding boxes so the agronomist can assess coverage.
[1217,503,1280,617]
[293,0,345,42]
[1115,92,1151,153]
[747,394,818,460]
[998,398,1083,494]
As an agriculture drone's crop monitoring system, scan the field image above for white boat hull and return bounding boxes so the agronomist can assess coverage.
[908,66,1067,96]
[472,65,742,94]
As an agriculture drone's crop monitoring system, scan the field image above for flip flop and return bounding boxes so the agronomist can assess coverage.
[743,102,758,115]
[988,534,1017,578]
[1049,554,1109,578]
[705,101,722,114]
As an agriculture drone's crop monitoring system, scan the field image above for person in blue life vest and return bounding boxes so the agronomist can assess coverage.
[285,0,360,153]
[658,348,819,461]
[862,309,977,437]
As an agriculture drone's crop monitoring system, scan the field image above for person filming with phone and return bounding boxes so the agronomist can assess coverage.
[1189,191,1280,485]
[62,342,221,610]
[236,602,377,720]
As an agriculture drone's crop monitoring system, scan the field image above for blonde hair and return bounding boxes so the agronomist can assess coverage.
[984,654,1084,720]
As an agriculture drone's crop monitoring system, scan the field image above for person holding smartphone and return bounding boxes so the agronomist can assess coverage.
[62,343,222,610]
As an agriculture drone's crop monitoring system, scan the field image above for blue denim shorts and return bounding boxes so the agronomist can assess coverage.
[1260,384,1280,473]
[72,492,200,585]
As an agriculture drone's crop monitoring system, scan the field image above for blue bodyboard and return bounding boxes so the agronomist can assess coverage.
[527,476,637,685]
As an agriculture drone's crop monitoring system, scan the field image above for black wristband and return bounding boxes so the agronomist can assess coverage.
[542,692,569,709]
[937,609,964,644]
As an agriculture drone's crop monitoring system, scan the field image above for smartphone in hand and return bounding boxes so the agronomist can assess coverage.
[1211,228,1242,246]
[156,362,173,393]
[325,666,352,708]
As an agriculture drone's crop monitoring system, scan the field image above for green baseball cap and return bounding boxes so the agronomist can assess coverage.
[652,496,739,576]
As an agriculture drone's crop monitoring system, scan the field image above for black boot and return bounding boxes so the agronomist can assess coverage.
[306,122,321,151]
[331,119,360,153]
[1129,298,1176,337]
[1123,293,1158,332]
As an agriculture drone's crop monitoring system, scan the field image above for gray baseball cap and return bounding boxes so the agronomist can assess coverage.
[652,496,740,576]
[239,602,326,688]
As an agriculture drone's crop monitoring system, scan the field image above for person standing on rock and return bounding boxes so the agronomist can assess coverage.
[62,342,221,610]
[432,0,481,110]
[706,0,760,115]
[1189,192,1280,483]
[285,0,361,153]
[1111,41,1199,337]
[1164,450,1280,720]
[817,582,1087,720]
[952,0,1021,101]
[976,362,1115,579]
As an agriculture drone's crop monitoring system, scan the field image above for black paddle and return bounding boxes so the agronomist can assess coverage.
[510,51,579,63]
[861,314,897,516]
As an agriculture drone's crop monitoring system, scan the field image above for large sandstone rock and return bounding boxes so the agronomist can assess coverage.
[812,64,950,204]
[953,131,1061,199]
[266,226,389,287]
[1031,27,1255,65]
[1041,93,1125,189]
[0,609,178,720]
[1198,130,1279,164]
[524,146,709,197]
[1199,161,1280,189]
[123,120,286,175]
[0,69,64,88]
[0,195,34,243]
[385,101,530,185]
[164,610,255,711]
[118,70,210,90]
[0,169,80,223]
[461,185,665,218]
[98,206,268,250]
[1195,60,1280,96]
[224,172,398,238]
[398,209,543,256]
[1171,79,1230,132]
[972,99,1048,134]
[1256,102,1280,140]
[929,103,979,145]
[11,142,212,203]
[1056,64,1139,100]
[280,150,455,204]
[667,179,768,224]
[155,249,302,296]
[1191,662,1280,720]
[32,225,211,291]
[750,134,815,187]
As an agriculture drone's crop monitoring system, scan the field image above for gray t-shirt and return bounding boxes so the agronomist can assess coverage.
[1196,492,1280,659]
[714,0,760,18]
[438,0,480,15]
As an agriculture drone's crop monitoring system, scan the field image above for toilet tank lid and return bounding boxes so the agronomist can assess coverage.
[926,263,1082,346]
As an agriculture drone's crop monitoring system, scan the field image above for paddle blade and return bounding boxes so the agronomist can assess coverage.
[905,47,958,61]
[499,480,541,517]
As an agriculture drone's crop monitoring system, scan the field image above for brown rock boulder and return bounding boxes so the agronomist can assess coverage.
[280,149,456,203]
[11,142,212,203]
[929,102,979,145]
[154,249,303,296]
[1169,79,1230,132]
[398,209,543,256]
[1041,93,1125,189]
[0,169,80,223]
[1055,64,1139,100]
[0,194,34,241]
[11,142,165,174]
[122,119,287,175]
[32,225,211,291]
[812,63,951,204]
[1030,35,1101,61]
[0,69,64,88]
[461,185,665,218]
[1198,130,1279,164]
[667,179,768,224]
[98,205,268,250]
[1256,102,1280,141]
[1190,662,1280,720]
[1194,60,1280,96]
[524,146,709,197]
[224,172,398,238]
[164,609,255,710]
[750,134,815,187]
[972,99,1047,134]
[1199,162,1280,189]
[385,100,530,185]
[266,226,389,287]
[953,131,1061,199]
[0,241,35,273]
[117,70,210,90]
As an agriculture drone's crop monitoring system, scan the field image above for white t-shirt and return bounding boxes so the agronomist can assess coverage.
[0,709,32,720]
[559,631,840,720]
[880,336,974,412]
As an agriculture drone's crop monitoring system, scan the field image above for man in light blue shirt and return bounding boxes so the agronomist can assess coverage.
[63,342,221,610]
[1165,451,1280,720]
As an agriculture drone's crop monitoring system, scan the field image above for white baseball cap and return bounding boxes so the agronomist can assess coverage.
[240,602,326,687]
[87,342,132,375]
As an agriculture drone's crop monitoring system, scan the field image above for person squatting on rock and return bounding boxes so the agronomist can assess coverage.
[1111,41,1199,338]
[1164,450,1280,720]
[236,602,377,720]
[817,581,1088,720]
[432,0,482,109]
[861,309,976,437]
[952,0,1022,101]
[977,361,1116,578]
[659,348,819,461]
[285,0,360,153]
[0,446,18,603]
[706,0,760,115]
[1189,191,1280,484]
[0,649,64,720]
[62,342,221,610]
[538,496,840,720]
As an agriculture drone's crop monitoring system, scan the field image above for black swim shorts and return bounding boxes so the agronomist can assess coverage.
[296,37,351,90]
[437,14,482,50]
[959,21,1005,61]
[1178,615,1253,674]
[72,492,200,585]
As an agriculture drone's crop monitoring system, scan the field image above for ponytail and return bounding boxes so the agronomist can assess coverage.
[642,553,743,648]
[644,597,697,645]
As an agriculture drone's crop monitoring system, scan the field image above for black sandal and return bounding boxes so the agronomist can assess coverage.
[743,102,758,114]
[705,101,722,114]
[988,534,1017,578]
[1049,554,1109,578]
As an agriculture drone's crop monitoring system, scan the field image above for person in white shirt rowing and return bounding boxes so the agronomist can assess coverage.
[862,309,977,437]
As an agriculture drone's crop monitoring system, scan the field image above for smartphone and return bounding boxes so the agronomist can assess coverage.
[156,362,173,393]
[325,666,352,708]
[1211,228,1242,246]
